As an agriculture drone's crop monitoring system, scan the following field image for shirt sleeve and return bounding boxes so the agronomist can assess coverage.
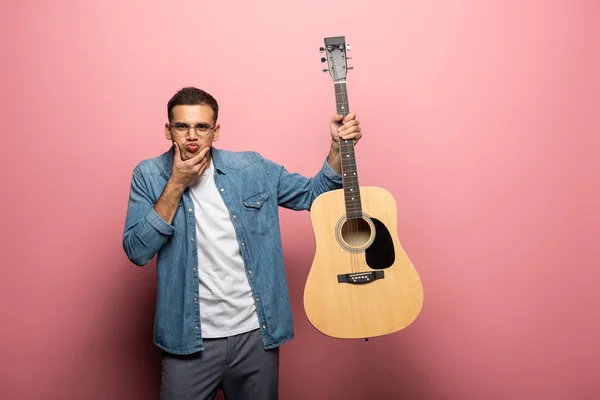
[122,167,174,266]
[263,155,343,211]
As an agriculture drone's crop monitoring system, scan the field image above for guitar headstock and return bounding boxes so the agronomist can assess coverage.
[320,36,352,82]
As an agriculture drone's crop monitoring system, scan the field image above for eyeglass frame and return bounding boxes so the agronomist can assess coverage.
[168,121,217,137]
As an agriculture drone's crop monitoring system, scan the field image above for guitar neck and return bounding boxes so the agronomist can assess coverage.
[334,81,362,219]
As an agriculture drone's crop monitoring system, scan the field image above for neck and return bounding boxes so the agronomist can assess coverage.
[334,81,362,219]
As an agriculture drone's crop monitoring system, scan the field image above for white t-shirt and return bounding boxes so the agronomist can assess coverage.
[188,160,259,337]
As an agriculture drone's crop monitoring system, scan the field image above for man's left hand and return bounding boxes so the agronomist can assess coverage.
[329,112,362,149]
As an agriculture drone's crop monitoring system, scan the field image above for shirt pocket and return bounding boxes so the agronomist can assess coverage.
[241,189,275,235]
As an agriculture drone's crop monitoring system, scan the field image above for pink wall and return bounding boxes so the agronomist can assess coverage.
[1,1,599,399]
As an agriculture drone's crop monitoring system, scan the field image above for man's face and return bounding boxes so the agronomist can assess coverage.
[165,104,220,161]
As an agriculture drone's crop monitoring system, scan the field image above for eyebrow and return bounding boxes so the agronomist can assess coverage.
[174,122,212,126]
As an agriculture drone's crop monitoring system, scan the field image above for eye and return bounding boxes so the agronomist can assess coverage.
[174,123,188,130]
[196,124,211,131]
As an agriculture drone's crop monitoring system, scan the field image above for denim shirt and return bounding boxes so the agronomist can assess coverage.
[122,146,343,355]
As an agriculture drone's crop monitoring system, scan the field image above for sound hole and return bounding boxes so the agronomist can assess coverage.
[340,218,372,248]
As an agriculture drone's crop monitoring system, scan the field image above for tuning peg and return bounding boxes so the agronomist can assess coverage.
[319,47,325,52]
[347,44,351,51]
[322,68,328,73]
[348,67,354,70]
[321,57,327,63]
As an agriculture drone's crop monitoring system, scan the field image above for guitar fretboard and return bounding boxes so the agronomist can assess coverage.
[334,81,362,220]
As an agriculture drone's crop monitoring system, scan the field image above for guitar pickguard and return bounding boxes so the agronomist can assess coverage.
[365,218,395,269]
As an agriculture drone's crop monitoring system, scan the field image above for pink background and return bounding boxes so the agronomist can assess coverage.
[1,1,599,399]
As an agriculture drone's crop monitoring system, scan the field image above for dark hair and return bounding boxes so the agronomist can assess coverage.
[167,87,219,123]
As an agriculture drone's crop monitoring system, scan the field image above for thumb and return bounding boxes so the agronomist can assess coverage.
[331,114,345,129]
[173,141,181,159]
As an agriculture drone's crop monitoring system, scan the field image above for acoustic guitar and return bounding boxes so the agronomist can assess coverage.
[303,36,424,339]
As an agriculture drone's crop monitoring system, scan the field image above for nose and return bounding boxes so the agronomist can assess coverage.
[186,127,198,139]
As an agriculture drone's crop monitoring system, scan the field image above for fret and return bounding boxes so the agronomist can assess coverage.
[346,212,363,220]
[344,199,361,204]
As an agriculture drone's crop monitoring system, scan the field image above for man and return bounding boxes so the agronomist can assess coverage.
[122,87,362,399]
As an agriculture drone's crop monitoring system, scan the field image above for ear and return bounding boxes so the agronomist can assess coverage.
[165,123,173,141]
[212,123,221,142]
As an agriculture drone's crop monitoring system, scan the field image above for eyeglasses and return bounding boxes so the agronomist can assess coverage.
[169,122,215,137]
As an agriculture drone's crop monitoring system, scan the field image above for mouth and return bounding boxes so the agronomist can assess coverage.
[185,143,199,152]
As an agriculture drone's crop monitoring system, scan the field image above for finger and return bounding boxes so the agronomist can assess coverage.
[195,159,209,175]
[337,122,359,137]
[340,130,361,141]
[173,141,181,160]
[191,160,205,175]
[331,114,344,125]
[342,112,356,123]
[339,119,359,131]
[338,125,361,137]
[341,134,361,142]
[198,149,210,165]
[195,146,210,160]
[192,152,209,167]
[187,146,210,164]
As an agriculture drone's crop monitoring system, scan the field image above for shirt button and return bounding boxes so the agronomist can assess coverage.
[188,208,192,212]
[248,270,252,274]
[232,215,237,219]
[191,237,195,242]
[220,188,224,192]
[241,242,245,246]
[192,268,196,272]
[195,326,199,331]
[194,297,198,302]
[256,297,260,302]
[262,325,267,329]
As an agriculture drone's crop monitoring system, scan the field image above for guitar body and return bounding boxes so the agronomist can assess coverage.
[303,36,423,339]
[304,186,424,339]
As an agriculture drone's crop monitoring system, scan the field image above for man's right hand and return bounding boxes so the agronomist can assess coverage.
[169,142,211,189]
[153,143,210,225]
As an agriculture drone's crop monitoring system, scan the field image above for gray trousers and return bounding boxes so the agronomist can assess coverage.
[160,328,279,400]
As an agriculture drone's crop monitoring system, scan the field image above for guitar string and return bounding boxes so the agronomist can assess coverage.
[347,81,360,274]
[333,51,359,334]
[337,79,360,274]
[337,80,351,273]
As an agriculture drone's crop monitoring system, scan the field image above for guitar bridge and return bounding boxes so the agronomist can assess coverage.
[337,271,384,284]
